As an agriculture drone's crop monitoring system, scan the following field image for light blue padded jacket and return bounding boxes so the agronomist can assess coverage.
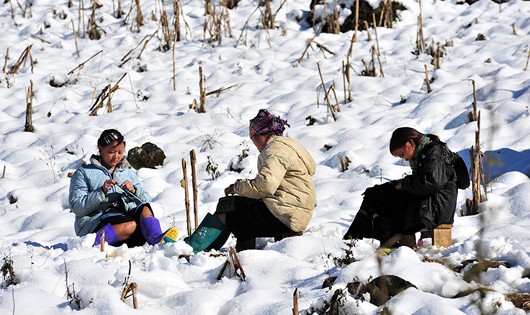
[69,155,151,236]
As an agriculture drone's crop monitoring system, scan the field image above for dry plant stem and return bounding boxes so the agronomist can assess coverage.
[354,0,359,42]
[24,80,34,132]
[78,0,85,38]
[68,50,103,75]
[174,0,181,42]
[30,34,51,44]
[71,19,80,58]
[424,64,432,93]
[342,60,347,103]
[3,48,8,73]
[292,288,299,315]
[9,44,33,75]
[236,6,259,47]
[205,84,237,97]
[314,41,335,57]
[417,0,425,54]
[198,66,206,113]
[190,150,199,229]
[217,246,246,280]
[100,230,105,252]
[9,0,14,20]
[121,283,138,309]
[372,13,384,77]
[2,165,6,178]
[471,79,478,120]
[134,0,144,32]
[89,73,127,115]
[317,63,336,121]
[520,49,530,72]
[172,39,176,91]
[180,159,191,236]
[295,23,325,66]
[435,42,441,69]
[120,33,152,63]
[330,84,341,112]
[364,21,371,41]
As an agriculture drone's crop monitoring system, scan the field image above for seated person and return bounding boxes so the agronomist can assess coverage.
[185,109,317,253]
[343,127,458,248]
[69,129,178,247]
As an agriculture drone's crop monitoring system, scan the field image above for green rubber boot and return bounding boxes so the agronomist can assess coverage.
[184,213,225,254]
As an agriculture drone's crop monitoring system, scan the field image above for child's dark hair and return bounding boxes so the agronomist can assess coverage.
[389,127,441,153]
[97,129,125,147]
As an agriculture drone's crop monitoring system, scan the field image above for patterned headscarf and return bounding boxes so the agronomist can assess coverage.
[249,109,290,138]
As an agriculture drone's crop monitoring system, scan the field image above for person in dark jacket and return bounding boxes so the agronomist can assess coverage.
[343,127,458,248]
[69,129,178,247]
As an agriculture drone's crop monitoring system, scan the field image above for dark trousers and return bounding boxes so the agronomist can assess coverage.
[344,183,409,243]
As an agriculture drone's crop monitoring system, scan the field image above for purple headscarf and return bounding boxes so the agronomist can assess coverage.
[249,109,290,138]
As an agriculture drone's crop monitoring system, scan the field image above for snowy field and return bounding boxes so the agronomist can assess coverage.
[0,0,529,314]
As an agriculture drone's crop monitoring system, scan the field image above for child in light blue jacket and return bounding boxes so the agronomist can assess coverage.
[69,129,178,247]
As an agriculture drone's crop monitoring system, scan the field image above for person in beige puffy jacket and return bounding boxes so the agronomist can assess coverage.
[185,109,316,253]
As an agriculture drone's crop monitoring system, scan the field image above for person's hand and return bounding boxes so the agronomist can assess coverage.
[102,179,117,194]
[224,184,236,196]
[120,180,136,194]
[393,180,403,191]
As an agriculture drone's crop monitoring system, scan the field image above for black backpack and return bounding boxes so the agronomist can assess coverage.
[442,146,470,190]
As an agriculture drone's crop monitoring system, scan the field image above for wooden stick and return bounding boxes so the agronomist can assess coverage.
[292,288,299,315]
[190,150,199,229]
[181,158,191,236]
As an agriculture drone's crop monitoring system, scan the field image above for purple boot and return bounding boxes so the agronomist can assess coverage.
[93,223,120,246]
[140,217,179,245]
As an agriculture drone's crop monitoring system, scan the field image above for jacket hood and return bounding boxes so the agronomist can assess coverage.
[270,136,316,176]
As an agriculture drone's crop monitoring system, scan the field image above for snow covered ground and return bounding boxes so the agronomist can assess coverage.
[0,0,529,314]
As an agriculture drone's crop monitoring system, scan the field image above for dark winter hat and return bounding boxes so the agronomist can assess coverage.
[249,109,290,138]
[98,129,125,147]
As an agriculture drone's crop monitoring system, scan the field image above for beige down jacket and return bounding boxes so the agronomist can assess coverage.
[234,135,316,232]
